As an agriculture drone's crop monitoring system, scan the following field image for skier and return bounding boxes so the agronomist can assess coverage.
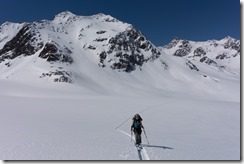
[131,114,144,147]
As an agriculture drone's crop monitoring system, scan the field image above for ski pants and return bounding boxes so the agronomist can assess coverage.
[134,128,142,144]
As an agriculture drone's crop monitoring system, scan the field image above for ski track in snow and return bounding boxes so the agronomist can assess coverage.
[115,100,174,160]
[116,129,150,160]
[115,100,173,130]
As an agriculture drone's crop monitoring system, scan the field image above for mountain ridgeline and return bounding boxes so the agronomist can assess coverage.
[160,37,240,71]
[0,12,161,80]
[0,11,240,85]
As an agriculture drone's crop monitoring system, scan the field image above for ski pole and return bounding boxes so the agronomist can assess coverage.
[143,128,150,145]
[131,129,133,143]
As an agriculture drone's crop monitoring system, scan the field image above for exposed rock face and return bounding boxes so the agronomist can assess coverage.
[172,40,192,57]
[193,47,206,57]
[0,24,43,62]
[173,49,189,57]
[39,42,73,64]
[200,56,217,66]
[104,28,161,72]
[186,60,199,71]
[39,70,75,83]
[216,53,227,60]
[223,37,240,51]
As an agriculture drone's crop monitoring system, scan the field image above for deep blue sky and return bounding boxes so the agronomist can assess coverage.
[0,0,240,46]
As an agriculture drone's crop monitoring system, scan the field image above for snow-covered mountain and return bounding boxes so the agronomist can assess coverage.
[159,37,240,73]
[0,11,240,99]
[0,11,161,83]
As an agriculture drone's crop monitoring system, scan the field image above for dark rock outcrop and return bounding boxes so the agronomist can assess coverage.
[200,56,217,66]
[216,53,228,60]
[94,38,107,42]
[39,70,74,83]
[39,42,73,64]
[96,30,106,34]
[98,51,107,67]
[106,28,161,72]
[223,38,240,51]
[172,40,192,57]
[193,47,206,57]
[186,60,199,71]
[0,24,43,62]
[173,49,189,57]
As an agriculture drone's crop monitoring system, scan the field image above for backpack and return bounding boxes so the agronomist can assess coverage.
[133,119,141,129]
[133,115,142,129]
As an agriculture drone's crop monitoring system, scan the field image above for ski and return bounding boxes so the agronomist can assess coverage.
[135,144,143,151]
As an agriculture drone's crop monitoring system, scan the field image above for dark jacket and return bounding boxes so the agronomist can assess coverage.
[131,115,144,134]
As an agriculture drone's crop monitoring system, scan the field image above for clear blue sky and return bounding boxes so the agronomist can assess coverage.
[0,0,240,46]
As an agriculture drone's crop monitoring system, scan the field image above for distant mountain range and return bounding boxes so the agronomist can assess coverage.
[159,36,240,72]
[0,11,240,97]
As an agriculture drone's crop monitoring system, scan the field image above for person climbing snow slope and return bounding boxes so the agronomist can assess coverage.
[131,114,144,147]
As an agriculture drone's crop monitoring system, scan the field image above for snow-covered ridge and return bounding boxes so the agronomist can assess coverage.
[0,11,165,86]
[0,22,25,49]
[53,11,121,24]
[0,11,240,101]
[159,37,240,71]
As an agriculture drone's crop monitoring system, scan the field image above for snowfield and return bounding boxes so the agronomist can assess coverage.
[0,77,240,160]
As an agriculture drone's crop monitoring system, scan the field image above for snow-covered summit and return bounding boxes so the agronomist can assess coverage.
[160,37,240,71]
[54,11,77,19]
[0,11,162,85]
[0,11,240,100]
[52,11,125,27]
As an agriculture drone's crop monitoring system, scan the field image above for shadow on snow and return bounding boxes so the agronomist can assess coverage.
[137,150,143,160]
[142,144,173,150]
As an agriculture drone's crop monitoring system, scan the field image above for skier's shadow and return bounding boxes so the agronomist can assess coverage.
[142,144,173,150]
[137,150,143,160]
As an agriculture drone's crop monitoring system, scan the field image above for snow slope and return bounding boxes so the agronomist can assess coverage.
[0,11,240,160]
[0,83,240,160]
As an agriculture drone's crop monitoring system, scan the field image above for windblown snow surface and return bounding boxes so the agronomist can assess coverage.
[0,12,240,160]
[0,55,240,160]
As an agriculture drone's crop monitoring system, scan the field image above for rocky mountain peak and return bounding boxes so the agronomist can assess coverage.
[160,37,240,71]
[0,12,165,83]
[0,11,240,85]
[54,11,76,19]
